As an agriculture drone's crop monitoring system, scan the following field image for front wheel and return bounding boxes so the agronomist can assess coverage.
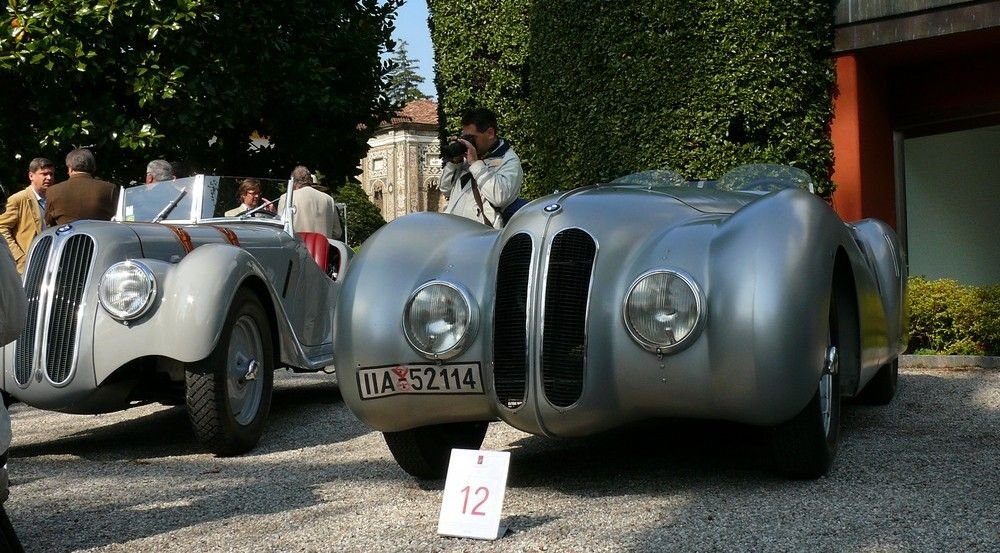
[383,422,489,480]
[772,346,842,479]
[186,289,274,456]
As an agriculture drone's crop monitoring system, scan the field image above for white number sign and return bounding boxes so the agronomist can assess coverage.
[437,449,511,540]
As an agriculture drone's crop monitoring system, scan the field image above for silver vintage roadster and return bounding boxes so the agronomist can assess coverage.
[334,164,907,479]
[0,176,350,455]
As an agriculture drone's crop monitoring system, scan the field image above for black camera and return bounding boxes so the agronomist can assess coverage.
[442,134,476,159]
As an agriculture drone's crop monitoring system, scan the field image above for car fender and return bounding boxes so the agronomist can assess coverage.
[706,189,846,423]
[335,213,498,430]
[831,218,904,396]
[92,244,280,384]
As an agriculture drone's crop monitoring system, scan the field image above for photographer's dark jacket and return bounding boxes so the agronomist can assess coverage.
[440,139,523,228]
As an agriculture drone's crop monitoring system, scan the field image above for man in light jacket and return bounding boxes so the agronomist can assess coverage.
[440,108,523,229]
[0,157,54,272]
[277,166,341,240]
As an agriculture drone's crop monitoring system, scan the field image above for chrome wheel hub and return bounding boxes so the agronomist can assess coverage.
[820,346,838,436]
[227,315,264,426]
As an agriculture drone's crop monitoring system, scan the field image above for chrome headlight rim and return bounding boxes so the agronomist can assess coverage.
[622,268,705,354]
[98,260,157,321]
[402,280,478,360]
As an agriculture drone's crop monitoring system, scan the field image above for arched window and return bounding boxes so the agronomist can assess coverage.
[372,180,386,219]
[425,177,442,212]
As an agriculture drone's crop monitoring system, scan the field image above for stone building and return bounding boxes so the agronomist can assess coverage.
[359,99,444,223]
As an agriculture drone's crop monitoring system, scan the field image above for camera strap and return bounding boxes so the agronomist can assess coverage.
[461,172,494,227]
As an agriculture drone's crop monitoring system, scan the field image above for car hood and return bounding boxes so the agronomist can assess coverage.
[503,183,755,240]
[47,220,291,263]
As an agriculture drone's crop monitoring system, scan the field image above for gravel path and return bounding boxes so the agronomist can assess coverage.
[6,367,999,552]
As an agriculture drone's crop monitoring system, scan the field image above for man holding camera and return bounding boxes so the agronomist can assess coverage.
[440,108,523,228]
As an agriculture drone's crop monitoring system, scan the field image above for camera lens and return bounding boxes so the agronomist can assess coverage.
[442,140,466,158]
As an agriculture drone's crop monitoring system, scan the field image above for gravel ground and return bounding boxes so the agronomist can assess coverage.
[5,367,999,552]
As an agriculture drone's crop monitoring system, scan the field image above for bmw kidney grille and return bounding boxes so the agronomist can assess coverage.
[14,233,96,386]
[493,229,596,409]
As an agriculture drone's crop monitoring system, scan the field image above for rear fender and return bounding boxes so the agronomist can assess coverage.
[850,219,907,358]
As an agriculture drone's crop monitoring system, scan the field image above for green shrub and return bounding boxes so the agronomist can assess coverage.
[907,277,1000,356]
[336,183,385,249]
[973,285,1000,354]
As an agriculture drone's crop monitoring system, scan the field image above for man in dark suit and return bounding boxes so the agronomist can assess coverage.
[44,148,118,227]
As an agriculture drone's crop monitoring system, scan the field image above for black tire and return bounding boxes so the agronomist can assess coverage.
[772,296,842,479]
[0,506,24,553]
[383,422,489,480]
[772,368,841,479]
[186,289,274,456]
[854,358,898,405]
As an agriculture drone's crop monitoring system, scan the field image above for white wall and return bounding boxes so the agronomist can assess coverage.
[903,125,1000,285]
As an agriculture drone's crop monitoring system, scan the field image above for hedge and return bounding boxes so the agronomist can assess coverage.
[428,0,836,199]
[907,277,1000,356]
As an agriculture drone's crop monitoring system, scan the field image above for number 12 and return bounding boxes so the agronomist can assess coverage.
[460,485,489,516]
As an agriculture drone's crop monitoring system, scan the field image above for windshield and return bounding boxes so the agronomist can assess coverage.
[717,164,815,193]
[611,165,815,194]
[610,169,687,188]
[121,176,201,222]
[213,176,287,219]
[118,176,292,222]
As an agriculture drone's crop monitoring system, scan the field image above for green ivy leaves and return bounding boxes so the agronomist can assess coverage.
[429,0,836,197]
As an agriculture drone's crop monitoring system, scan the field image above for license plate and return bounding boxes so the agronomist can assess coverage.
[357,363,484,400]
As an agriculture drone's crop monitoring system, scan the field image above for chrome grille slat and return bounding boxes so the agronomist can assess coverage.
[14,236,53,386]
[542,229,595,408]
[493,233,532,409]
[45,234,95,384]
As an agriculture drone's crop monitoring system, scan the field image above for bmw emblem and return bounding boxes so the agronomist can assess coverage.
[56,224,73,235]
[543,203,561,213]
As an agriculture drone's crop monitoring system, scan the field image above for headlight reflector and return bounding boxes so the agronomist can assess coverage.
[98,261,156,321]
[403,282,476,359]
[624,270,703,352]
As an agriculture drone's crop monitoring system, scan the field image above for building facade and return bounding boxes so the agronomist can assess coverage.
[359,99,445,223]
[832,0,1000,285]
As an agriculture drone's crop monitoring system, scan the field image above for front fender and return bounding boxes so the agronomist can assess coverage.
[706,189,846,423]
[335,213,498,430]
[92,244,277,383]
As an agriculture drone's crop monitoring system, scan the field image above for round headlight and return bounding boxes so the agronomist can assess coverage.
[98,261,157,321]
[403,282,476,359]
[623,270,704,353]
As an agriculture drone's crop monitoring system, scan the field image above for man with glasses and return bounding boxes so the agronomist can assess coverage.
[225,178,275,217]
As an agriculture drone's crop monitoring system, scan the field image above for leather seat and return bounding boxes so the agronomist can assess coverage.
[297,232,329,271]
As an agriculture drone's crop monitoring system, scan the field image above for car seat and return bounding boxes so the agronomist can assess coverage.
[297,232,329,272]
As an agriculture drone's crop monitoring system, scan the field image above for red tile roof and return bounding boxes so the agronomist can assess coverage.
[387,99,438,126]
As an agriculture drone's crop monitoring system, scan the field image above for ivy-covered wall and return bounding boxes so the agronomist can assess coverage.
[428,0,836,198]
[427,0,533,178]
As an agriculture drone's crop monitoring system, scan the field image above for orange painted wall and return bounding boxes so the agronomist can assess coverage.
[831,32,1000,228]
[830,54,896,226]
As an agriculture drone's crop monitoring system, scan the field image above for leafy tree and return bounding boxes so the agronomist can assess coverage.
[0,0,402,186]
[336,182,386,248]
[386,39,428,106]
